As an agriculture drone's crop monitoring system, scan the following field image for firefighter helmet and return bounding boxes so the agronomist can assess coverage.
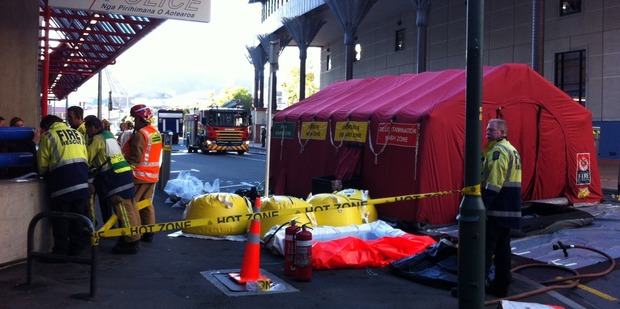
[130,104,152,121]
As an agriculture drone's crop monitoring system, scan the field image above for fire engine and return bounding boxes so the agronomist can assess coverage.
[184,107,251,155]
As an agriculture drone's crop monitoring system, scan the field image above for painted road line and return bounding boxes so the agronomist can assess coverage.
[219,183,259,189]
[559,278,619,302]
[171,169,200,173]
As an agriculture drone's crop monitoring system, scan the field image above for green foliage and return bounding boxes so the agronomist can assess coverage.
[214,86,253,113]
[281,65,319,106]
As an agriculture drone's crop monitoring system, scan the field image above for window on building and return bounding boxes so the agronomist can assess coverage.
[560,0,581,16]
[555,49,586,106]
[326,53,331,71]
[355,44,362,61]
[395,29,405,51]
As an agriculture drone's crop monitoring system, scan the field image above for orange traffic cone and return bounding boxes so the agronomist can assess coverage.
[229,197,268,284]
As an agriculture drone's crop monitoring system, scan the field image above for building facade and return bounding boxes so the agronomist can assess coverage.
[251,0,620,158]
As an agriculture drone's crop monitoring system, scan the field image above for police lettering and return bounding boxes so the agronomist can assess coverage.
[125,0,202,11]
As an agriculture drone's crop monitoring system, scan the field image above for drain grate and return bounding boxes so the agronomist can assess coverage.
[202,269,299,297]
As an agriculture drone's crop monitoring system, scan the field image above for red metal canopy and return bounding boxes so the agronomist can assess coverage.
[39,0,165,103]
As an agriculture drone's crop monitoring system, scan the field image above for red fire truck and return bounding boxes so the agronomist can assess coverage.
[184,107,251,155]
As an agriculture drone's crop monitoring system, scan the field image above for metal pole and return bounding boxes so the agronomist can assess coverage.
[458,0,485,308]
[108,90,112,120]
[97,73,103,119]
[264,40,280,197]
[158,132,172,191]
[41,1,51,116]
[532,0,545,74]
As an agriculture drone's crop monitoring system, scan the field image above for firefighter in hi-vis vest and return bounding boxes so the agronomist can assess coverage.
[37,115,90,257]
[123,104,162,243]
[481,118,522,297]
[84,116,142,254]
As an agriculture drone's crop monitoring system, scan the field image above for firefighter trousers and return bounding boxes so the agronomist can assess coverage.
[108,194,141,242]
[133,182,156,226]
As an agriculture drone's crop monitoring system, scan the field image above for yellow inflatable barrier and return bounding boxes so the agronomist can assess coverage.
[182,193,252,236]
[336,188,378,223]
[307,193,363,227]
[259,195,315,239]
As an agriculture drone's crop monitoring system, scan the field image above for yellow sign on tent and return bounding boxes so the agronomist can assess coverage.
[334,121,367,142]
[300,122,327,140]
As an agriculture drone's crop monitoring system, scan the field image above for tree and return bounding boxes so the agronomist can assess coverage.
[214,86,253,113]
[281,65,318,106]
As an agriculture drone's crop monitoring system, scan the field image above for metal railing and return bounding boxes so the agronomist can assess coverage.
[26,211,98,298]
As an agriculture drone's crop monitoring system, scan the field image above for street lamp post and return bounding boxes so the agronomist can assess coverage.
[264,40,279,198]
[457,0,486,308]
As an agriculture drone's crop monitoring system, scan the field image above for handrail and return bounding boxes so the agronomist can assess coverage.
[26,211,98,298]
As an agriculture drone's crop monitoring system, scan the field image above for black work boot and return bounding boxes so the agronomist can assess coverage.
[112,240,139,254]
[485,281,509,298]
[141,232,154,242]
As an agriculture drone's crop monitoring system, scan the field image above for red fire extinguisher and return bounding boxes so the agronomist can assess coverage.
[294,224,313,282]
[284,219,299,277]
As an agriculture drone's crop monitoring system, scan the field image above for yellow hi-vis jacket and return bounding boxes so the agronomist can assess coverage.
[37,122,90,199]
[482,138,522,229]
[88,130,135,200]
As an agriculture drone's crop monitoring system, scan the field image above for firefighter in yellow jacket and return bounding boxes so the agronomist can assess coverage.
[37,115,90,256]
[123,104,162,242]
[85,116,142,254]
[481,118,522,297]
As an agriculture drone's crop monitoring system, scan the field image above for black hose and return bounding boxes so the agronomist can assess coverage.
[484,241,617,306]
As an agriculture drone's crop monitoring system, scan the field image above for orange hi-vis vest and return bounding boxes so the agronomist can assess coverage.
[131,125,162,183]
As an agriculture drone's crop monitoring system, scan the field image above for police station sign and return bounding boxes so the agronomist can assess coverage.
[49,0,211,23]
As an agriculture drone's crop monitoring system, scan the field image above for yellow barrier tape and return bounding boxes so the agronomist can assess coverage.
[368,190,461,205]
[93,190,465,239]
[92,199,152,244]
[461,184,481,196]
[96,199,152,233]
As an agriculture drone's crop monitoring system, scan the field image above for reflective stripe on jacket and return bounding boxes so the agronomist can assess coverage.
[37,122,90,199]
[125,125,162,183]
[88,130,135,199]
[482,138,522,229]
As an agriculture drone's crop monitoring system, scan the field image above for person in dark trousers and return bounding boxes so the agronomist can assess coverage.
[481,118,522,297]
[84,116,141,254]
[260,127,266,148]
[37,115,90,256]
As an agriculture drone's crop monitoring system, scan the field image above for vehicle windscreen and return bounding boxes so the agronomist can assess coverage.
[207,111,246,127]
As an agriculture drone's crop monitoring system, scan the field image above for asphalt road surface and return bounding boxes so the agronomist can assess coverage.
[168,147,266,195]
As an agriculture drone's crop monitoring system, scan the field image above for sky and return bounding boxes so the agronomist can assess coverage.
[68,0,319,105]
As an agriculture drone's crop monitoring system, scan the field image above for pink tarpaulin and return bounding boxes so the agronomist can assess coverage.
[270,64,602,226]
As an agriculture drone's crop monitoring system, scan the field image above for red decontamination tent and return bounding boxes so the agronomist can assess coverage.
[269,63,602,226]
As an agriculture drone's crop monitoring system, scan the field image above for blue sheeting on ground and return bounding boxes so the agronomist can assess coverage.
[511,203,620,269]
[426,203,620,270]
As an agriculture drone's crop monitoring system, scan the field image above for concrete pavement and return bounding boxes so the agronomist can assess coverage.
[0,145,618,308]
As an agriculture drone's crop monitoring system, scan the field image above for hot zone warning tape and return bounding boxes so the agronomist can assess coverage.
[92,187,475,241]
